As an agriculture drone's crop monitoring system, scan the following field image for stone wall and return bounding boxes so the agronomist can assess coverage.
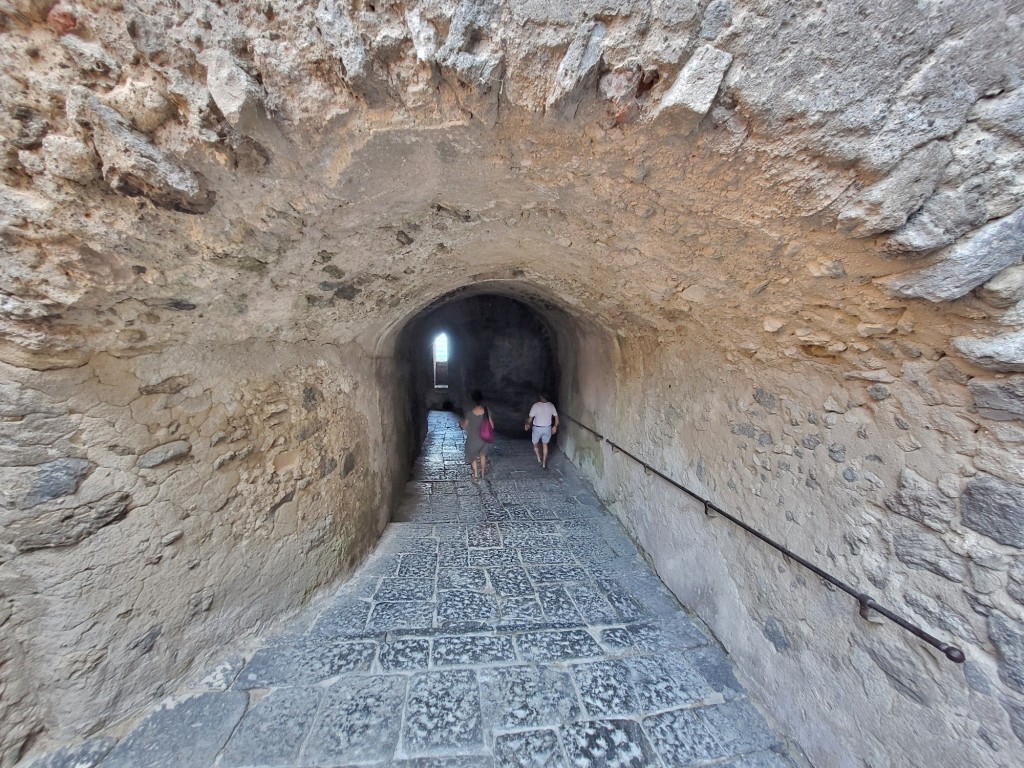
[2,0,1023,765]
[562,321,1024,768]
[0,342,400,762]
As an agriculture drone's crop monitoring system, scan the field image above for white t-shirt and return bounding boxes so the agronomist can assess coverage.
[529,401,558,427]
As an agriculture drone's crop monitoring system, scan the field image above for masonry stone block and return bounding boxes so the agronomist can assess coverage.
[961,476,1024,548]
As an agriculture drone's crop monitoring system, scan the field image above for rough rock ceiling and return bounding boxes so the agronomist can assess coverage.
[1,0,1022,372]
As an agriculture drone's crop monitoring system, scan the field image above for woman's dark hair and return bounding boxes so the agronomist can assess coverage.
[471,390,483,405]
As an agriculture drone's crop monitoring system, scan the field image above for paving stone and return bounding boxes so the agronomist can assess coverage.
[573,660,640,718]
[438,566,487,591]
[644,707,726,765]
[561,719,660,767]
[498,596,546,627]
[26,737,116,768]
[627,652,718,712]
[480,665,581,730]
[536,589,585,626]
[377,577,436,601]
[433,634,517,666]
[489,566,535,597]
[235,639,376,688]
[368,601,435,632]
[437,590,500,627]
[529,564,590,583]
[493,729,568,768]
[470,548,521,566]
[399,554,439,578]
[379,637,431,671]
[720,752,799,768]
[596,577,650,621]
[516,629,604,662]
[101,692,247,768]
[702,701,782,755]
[519,546,578,564]
[468,523,504,548]
[688,644,747,701]
[219,687,320,767]
[302,675,406,766]
[403,670,484,755]
[566,583,619,624]
[394,756,494,768]
[308,599,373,638]
[195,654,245,690]
[439,543,470,567]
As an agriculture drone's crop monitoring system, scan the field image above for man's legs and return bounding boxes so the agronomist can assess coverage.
[541,441,549,469]
[533,437,542,463]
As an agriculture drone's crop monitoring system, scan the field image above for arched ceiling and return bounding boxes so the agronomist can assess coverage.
[1,0,1022,372]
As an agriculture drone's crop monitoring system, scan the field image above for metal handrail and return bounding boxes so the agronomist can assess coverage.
[562,413,966,664]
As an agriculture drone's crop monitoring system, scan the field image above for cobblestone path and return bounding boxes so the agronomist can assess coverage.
[35,412,801,768]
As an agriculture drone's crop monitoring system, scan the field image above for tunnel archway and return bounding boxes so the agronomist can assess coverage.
[385,279,620,484]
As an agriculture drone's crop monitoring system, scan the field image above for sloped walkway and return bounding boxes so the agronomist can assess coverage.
[34,412,801,768]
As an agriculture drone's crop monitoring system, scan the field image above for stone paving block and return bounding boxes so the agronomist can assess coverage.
[597,626,636,655]
[434,524,467,541]
[27,737,116,768]
[377,577,436,602]
[537,585,585,625]
[688,644,747,701]
[519,546,577,564]
[309,598,372,638]
[367,601,435,632]
[439,542,469,567]
[516,629,604,662]
[235,639,376,688]
[195,654,245,690]
[566,583,619,624]
[302,675,406,766]
[438,566,487,591]
[432,634,517,666]
[379,637,431,671]
[480,665,581,730]
[493,729,568,768]
[468,523,503,548]
[403,670,484,755]
[560,719,659,768]
[643,707,725,765]
[469,547,521,566]
[398,553,439,578]
[437,589,500,627]
[573,660,640,718]
[394,757,495,768]
[594,578,649,620]
[396,536,441,554]
[529,564,589,583]
[488,566,535,597]
[219,687,320,767]
[101,692,247,768]
[498,596,546,627]
[529,508,560,520]
[701,701,782,755]
[720,751,799,768]
[627,652,717,712]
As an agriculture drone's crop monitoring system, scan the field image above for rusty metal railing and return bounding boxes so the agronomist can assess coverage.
[562,413,965,664]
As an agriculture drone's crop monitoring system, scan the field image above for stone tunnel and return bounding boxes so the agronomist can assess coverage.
[1,0,1023,766]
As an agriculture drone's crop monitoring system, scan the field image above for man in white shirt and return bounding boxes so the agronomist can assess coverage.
[525,392,559,469]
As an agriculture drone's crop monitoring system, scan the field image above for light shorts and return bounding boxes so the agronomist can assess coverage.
[532,424,553,444]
